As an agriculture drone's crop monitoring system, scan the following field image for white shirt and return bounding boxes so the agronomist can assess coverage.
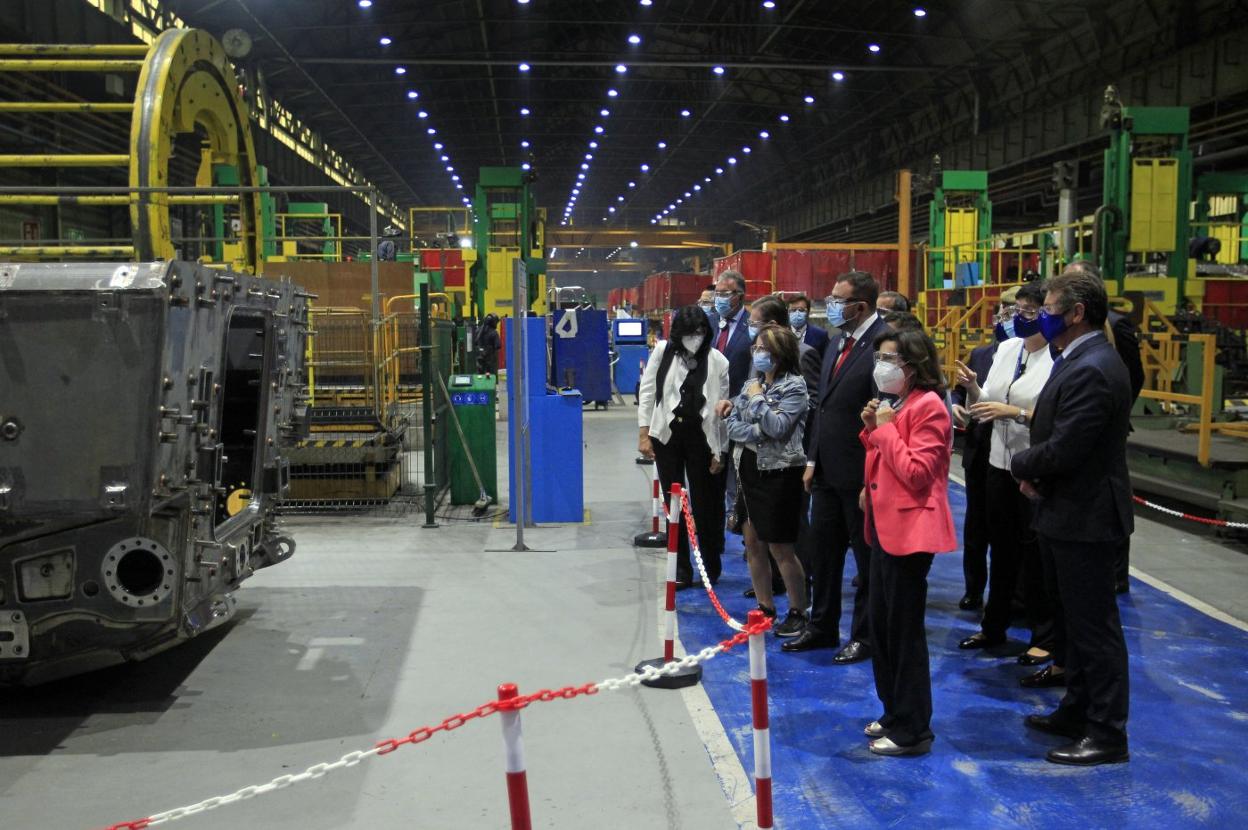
[716,305,745,350]
[846,310,879,345]
[638,340,730,456]
[978,337,1054,470]
[1058,329,1100,361]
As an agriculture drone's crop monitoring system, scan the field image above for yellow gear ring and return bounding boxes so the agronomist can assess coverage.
[130,29,264,272]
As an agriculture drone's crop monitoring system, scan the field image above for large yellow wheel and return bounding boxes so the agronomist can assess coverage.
[129,29,264,272]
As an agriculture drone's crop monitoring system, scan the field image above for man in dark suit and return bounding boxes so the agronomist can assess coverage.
[1065,260,1143,592]
[712,270,753,396]
[1011,269,1133,766]
[786,293,830,357]
[951,338,998,610]
[783,271,887,663]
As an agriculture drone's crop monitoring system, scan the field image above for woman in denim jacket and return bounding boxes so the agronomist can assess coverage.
[720,324,810,636]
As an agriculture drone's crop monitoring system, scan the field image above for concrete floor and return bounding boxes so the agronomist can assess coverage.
[0,408,741,830]
[2,405,1247,829]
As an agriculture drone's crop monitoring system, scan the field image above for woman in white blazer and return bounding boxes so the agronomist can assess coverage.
[638,305,730,586]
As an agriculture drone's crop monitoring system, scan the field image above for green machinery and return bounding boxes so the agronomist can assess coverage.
[1095,90,1194,302]
[446,373,498,505]
[927,169,992,288]
[211,163,277,266]
[469,166,547,319]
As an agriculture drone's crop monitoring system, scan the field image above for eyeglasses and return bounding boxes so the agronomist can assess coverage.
[751,346,774,357]
[714,290,740,299]
[1041,304,1068,316]
[824,295,866,306]
[1014,306,1040,320]
[874,352,904,365]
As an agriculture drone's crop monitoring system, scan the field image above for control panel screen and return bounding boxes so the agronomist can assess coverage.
[616,321,644,337]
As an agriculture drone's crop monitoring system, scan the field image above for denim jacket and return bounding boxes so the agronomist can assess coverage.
[726,372,808,471]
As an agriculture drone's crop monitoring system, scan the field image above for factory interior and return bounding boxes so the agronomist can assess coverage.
[1,1,1247,828]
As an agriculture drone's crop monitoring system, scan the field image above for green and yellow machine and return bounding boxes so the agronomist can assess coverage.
[469,166,547,319]
[927,169,992,288]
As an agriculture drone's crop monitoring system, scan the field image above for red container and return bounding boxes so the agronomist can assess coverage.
[607,287,624,309]
[625,285,642,309]
[1202,278,1248,329]
[418,249,465,287]
[850,249,899,292]
[744,279,772,302]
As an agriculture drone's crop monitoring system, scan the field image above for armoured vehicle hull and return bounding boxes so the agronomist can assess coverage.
[0,261,308,685]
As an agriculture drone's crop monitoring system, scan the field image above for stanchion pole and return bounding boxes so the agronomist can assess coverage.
[635,483,702,688]
[497,683,532,830]
[747,609,773,829]
[633,464,666,547]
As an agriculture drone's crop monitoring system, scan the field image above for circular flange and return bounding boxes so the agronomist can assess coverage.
[101,537,176,608]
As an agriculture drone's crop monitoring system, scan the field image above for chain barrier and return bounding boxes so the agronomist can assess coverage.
[680,491,746,632]
[100,619,771,830]
[1132,494,1248,529]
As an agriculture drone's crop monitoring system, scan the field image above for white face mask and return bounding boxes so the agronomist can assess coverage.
[681,334,705,354]
[873,361,907,395]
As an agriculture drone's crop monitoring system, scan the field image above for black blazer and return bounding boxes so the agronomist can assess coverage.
[799,343,823,453]
[808,315,889,490]
[1010,333,1134,543]
[1108,310,1144,401]
[953,342,997,471]
[801,324,830,358]
[716,313,753,397]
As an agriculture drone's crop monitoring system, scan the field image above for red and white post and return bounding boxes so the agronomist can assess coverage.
[635,482,702,688]
[663,482,681,662]
[747,609,774,828]
[633,464,667,547]
[497,683,532,830]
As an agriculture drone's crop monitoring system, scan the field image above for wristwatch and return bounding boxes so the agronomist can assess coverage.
[1014,408,1028,425]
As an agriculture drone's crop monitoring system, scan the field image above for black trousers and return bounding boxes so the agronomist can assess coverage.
[1114,537,1130,585]
[652,419,725,583]
[1040,535,1130,745]
[869,539,935,747]
[982,467,1054,648]
[960,450,990,598]
[807,481,871,645]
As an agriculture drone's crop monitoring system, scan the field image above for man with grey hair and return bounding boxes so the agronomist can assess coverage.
[713,270,752,396]
[1011,268,1133,766]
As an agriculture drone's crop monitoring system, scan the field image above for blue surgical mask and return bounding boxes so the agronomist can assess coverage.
[752,351,775,375]
[699,303,714,319]
[993,319,1015,342]
[790,310,807,328]
[826,300,846,328]
[1038,309,1068,342]
[1013,313,1042,339]
[714,296,734,317]
[747,324,760,341]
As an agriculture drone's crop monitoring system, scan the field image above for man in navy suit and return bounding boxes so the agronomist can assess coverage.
[1011,269,1132,766]
[712,270,753,396]
[787,293,830,357]
[783,271,888,662]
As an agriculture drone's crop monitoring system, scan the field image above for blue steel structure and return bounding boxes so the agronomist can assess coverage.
[504,316,584,523]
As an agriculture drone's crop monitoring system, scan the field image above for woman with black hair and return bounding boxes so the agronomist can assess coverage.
[858,328,956,756]
[638,305,730,586]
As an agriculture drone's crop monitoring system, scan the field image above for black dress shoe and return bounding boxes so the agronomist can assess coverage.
[744,587,756,598]
[958,594,983,611]
[958,632,1005,650]
[1017,650,1053,666]
[1024,713,1084,739]
[1046,737,1129,766]
[832,640,871,664]
[1020,665,1067,688]
[780,629,837,653]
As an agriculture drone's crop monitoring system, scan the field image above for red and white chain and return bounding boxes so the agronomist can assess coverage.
[1132,494,1248,529]
[681,492,746,632]
[101,620,769,830]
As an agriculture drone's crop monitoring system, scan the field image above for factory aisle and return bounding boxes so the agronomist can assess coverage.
[0,408,744,830]
[679,473,1248,828]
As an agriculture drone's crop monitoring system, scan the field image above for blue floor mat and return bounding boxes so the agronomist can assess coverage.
[675,483,1248,828]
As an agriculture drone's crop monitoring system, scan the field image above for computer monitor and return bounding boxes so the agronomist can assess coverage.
[615,320,644,338]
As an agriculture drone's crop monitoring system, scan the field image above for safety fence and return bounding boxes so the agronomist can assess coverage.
[1132,494,1248,530]
[99,483,775,830]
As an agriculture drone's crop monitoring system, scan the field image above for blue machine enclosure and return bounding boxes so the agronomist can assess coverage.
[550,308,611,405]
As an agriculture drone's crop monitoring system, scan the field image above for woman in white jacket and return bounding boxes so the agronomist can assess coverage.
[638,305,730,587]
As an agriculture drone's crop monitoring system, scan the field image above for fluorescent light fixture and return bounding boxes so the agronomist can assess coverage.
[608,206,616,213]
[693,184,701,191]
[832,71,845,82]
[358,0,372,7]
[418,110,428,118]
[520,107,530,115]
[628,34,641,45]
[641,164,650,172]
[607,88,619,97]
[804,95,815,104]
[759,130,770,139]
[519,62,530,72]
[628,181,636,188]
[681,109,691,117]
[684,191,691,197]
[742,146,751,153]
[640,0,652,6]
[440,155,449,161]
[914,7,927,17]
[520,140,530,148]
[379,37,392,46]
[581,163,590,170]
[712,65,725,75]
[615,64,627,73]
[427,127,436,134]
[589,141,599,148]
[715,167,724,174]
[779,113,790,122]
[658,141,667,149]
[630,240,638,247]
[451,174,460,180]
[407,90,418,99]
[594,125,605,133]
[434,142,443,149]
[601,108,610,116]
[521,162,531,170]
[446,165,454,172]
[868,43,881,53]
[617,196,625,202]
[395,67,406,75]
[727,157,737,164]
[585,153,594,160]
[704,177,711,182]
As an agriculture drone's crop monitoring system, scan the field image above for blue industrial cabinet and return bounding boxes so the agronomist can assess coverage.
[504,316,585,523]
[550,308,611,405]
[612,317,649,401]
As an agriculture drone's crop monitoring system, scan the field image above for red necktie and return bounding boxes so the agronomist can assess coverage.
[715,317,733,352]
[834,336,855,375]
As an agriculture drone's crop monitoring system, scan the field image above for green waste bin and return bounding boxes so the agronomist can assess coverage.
[447,373,498,505]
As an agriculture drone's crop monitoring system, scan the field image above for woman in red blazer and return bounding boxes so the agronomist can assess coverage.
[858,328,957,757]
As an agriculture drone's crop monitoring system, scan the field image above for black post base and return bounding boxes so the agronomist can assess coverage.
[635,657,702,689]
[633,531,667,548]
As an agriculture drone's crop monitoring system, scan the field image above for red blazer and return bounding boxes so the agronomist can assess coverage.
[859,390,957,555]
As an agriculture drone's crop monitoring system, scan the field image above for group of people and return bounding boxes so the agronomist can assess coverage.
[637,264,1136,766]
